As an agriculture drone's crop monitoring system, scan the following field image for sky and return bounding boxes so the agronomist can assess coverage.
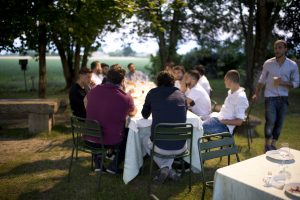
[100,29,199,55]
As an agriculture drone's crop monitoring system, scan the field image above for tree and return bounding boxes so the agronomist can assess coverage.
[277,0,300,57]
[135,0,187,73]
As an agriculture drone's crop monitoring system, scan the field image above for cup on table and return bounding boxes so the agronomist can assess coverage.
[273,76,281,87]
[279,142,290,173]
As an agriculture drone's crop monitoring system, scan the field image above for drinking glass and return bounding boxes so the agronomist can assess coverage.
[279,143,290,181]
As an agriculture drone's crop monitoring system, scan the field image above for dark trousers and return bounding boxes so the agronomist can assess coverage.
[85,128,128,170]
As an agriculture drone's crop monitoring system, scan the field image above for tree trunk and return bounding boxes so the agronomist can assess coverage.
[38,24,47,98]
[81,45,90,68]
[250,0,281,95]
[74,43,81,81]
[52,34,73,90]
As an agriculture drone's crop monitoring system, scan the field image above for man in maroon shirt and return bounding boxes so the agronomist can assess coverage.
[86,64,137,174]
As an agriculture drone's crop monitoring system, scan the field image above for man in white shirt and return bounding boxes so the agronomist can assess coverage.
[173,65,186,92]
[203,70,249,135]
[125,63,148,82]
[90,61,104,85]
[185,70,211,120]
[195,65,212,96]
[253,40,299,152]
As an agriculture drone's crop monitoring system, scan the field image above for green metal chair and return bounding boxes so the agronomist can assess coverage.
[68,116,111,188]
[148,123,193,194]
[198,132,240,200]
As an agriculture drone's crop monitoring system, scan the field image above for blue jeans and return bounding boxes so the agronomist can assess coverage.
[203,117,229,135]
[265,97,288,140]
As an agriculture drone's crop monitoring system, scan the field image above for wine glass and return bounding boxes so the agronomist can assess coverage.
[279,143,291,181]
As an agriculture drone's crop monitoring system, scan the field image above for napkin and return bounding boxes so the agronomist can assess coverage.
[270,174,286,190]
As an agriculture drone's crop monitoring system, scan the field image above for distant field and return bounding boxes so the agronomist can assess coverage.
[0,56,150,95]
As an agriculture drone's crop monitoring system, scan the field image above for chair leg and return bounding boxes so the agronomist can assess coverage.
[98,154,104,188]
[68,147,75,182]
[189,156,192,192]
[148,153,154,194]
[201,181,206,200]
[227,155,230,165]
[91,154,94,171]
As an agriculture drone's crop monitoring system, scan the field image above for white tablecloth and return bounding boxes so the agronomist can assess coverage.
[213,149,300,200]
[123,111,203,184]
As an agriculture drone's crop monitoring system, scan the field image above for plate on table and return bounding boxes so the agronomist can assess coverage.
[266,150,294,161]
[285,182,300,198]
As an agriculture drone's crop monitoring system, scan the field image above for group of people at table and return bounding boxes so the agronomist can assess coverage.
[68,40,299,184]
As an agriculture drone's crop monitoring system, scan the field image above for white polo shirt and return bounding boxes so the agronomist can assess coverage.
[198,75,212,95]
[186,83,211,118]
[92,73,104,85]
[217,87,249,134]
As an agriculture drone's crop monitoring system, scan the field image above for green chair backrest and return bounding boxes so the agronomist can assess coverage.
[70,116,103,147]
[153,123,193,141]
[198,132,238,162]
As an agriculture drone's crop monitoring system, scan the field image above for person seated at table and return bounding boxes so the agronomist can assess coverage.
[85,65,137,174]
[101,62,109,84]
[125,63,148,82]
[142,70,187,183]
[194,64,212,96]
[69,67,92,118]
[90,60,104,85]
[185,70,211,120]
[173,65,187,92]
[203,70,249,135]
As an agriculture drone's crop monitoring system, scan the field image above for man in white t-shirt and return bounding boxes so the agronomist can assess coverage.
[90,61,104,85]
[203,70,249,135]
[185,70,211,119]
[195,64,212,96]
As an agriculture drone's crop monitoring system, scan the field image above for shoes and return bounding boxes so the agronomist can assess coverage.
[153,167,169,183]
[106,167,123,175]
[264,145,271,153]
[168,169,180,182]
[270,145,277,150]
[174,161,191,173]
[106,150,116,161]
[94,166,107,173]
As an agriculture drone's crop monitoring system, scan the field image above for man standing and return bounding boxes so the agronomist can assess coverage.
[185,70,211,120]
[203,70,249,135]
[86,65,137,174]
[90,61,103,85]
[69,67,92,118]
[125,63,148,82]
[142,70,187,183]
[253,40,299,152]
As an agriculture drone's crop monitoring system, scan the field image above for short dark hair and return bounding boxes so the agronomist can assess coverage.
[127,63,134,68]
[225,70,240,84]
[107,64,126,84]
[194,64,205,75]
[274,40,287,48]
[187,70,200,81]
[79,67,92,75]
[173,65,185,74]
[90,61,100,70]
[157,70,175,87]
[101,63,109,68]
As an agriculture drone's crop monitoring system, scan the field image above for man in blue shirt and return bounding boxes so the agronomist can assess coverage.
[253,40,299,152]
[142,70,187,183]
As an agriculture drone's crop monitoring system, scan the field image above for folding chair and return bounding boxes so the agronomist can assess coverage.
[148,123,193,194]
[198,132,240,200]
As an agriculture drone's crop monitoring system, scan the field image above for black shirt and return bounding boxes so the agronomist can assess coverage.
[142,86,187,150]
[69,83,87,118]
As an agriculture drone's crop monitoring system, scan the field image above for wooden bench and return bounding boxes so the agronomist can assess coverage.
[0,99,59,134]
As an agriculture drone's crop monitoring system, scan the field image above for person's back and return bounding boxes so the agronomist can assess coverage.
[142,72,187,150]
[86,84,134,145]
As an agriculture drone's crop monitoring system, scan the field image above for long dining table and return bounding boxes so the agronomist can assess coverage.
[122,81,203,184]
[213,148,300,200]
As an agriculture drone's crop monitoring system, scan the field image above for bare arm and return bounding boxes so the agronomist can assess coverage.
[220,118,244,126]
[128,106,137,117]
[252,82,264,101]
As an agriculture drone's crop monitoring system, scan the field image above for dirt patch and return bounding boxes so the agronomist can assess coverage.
[0,138,66,164]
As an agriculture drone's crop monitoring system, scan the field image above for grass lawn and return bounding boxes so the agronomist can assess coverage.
[0,62,300,199]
